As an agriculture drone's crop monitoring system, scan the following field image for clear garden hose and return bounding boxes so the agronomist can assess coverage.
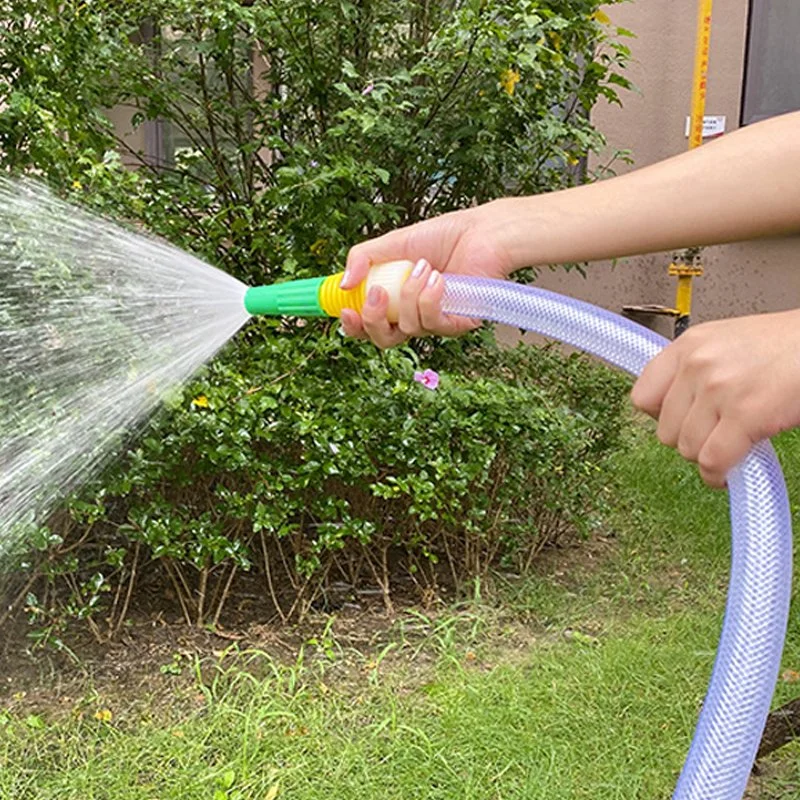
[246,261,794,799]
[439,274,793,800]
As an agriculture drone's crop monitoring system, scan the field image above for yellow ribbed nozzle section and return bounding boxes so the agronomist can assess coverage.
[319,272,367,318]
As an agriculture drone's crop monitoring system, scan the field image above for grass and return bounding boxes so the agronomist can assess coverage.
[2,420,800,799]
[0,617,719,799]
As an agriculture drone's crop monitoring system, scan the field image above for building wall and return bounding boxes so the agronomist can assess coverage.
[105,105,148,168]
[533,0,800,332]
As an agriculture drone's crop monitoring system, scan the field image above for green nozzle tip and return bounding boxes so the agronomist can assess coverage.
[245,277,326,318]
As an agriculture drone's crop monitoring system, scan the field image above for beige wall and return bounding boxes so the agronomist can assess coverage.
[105,105,148,168]
[534,0,800,332]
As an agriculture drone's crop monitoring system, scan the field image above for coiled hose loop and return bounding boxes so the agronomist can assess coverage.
[441,276,793,800]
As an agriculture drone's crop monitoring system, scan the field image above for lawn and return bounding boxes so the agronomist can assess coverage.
[1,420,799,799]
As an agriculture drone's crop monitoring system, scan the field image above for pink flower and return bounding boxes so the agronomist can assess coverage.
[414,369,439,391]
[362,82,375,96]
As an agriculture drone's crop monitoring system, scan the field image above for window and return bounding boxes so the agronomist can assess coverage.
[136,22,253,172]
[143,118,194,170]
[741,0,800,125]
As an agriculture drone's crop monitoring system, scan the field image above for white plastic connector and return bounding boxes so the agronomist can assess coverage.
[364,260,414,323]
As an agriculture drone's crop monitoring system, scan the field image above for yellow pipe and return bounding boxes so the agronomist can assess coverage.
[672,0,713,334]
[676,275,694,317]
[689,0,713,150]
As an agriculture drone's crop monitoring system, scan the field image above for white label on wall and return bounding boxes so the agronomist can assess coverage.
[685,115,727,138]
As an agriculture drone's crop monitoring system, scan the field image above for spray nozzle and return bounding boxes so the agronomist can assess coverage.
[244,260,414,322]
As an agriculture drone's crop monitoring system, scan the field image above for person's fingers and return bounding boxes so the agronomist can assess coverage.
[340,308,367,339]
[397,258,431,337]
[631,346,681,419]
[418,270,444,331]
[676,397,720,463]
[361,286,407,349]
[342,228,413,290]
[655,377,695,448]
[697,419,754,489]
[416,270,481,337]
[443,316,484,336]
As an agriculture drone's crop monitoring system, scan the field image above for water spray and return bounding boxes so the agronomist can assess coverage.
[0,181,792,800]
[245,261,793,800]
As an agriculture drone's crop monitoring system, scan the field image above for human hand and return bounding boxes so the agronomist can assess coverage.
[339,202,516,348]
[630,310,800,487]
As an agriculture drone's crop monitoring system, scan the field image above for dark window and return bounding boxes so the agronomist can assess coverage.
[742,0,800,125]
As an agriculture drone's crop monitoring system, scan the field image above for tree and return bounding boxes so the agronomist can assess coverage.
[1,0,633,284]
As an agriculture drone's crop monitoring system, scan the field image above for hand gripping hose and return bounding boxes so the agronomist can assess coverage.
[245,266,793,799]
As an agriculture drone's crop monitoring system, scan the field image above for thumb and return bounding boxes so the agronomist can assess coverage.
[342,228,413,290]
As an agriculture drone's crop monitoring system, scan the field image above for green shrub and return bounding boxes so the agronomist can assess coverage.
[0,2,119,184]
[21,327,630,633]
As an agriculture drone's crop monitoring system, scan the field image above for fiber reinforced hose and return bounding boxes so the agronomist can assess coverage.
[440,276,793,800]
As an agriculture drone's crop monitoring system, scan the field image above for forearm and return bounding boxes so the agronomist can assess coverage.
[491,111,800,271]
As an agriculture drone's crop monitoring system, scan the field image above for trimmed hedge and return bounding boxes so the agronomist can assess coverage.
[22,326,630,633]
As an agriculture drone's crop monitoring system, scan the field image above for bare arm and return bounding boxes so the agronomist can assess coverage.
[491,110,800,270]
